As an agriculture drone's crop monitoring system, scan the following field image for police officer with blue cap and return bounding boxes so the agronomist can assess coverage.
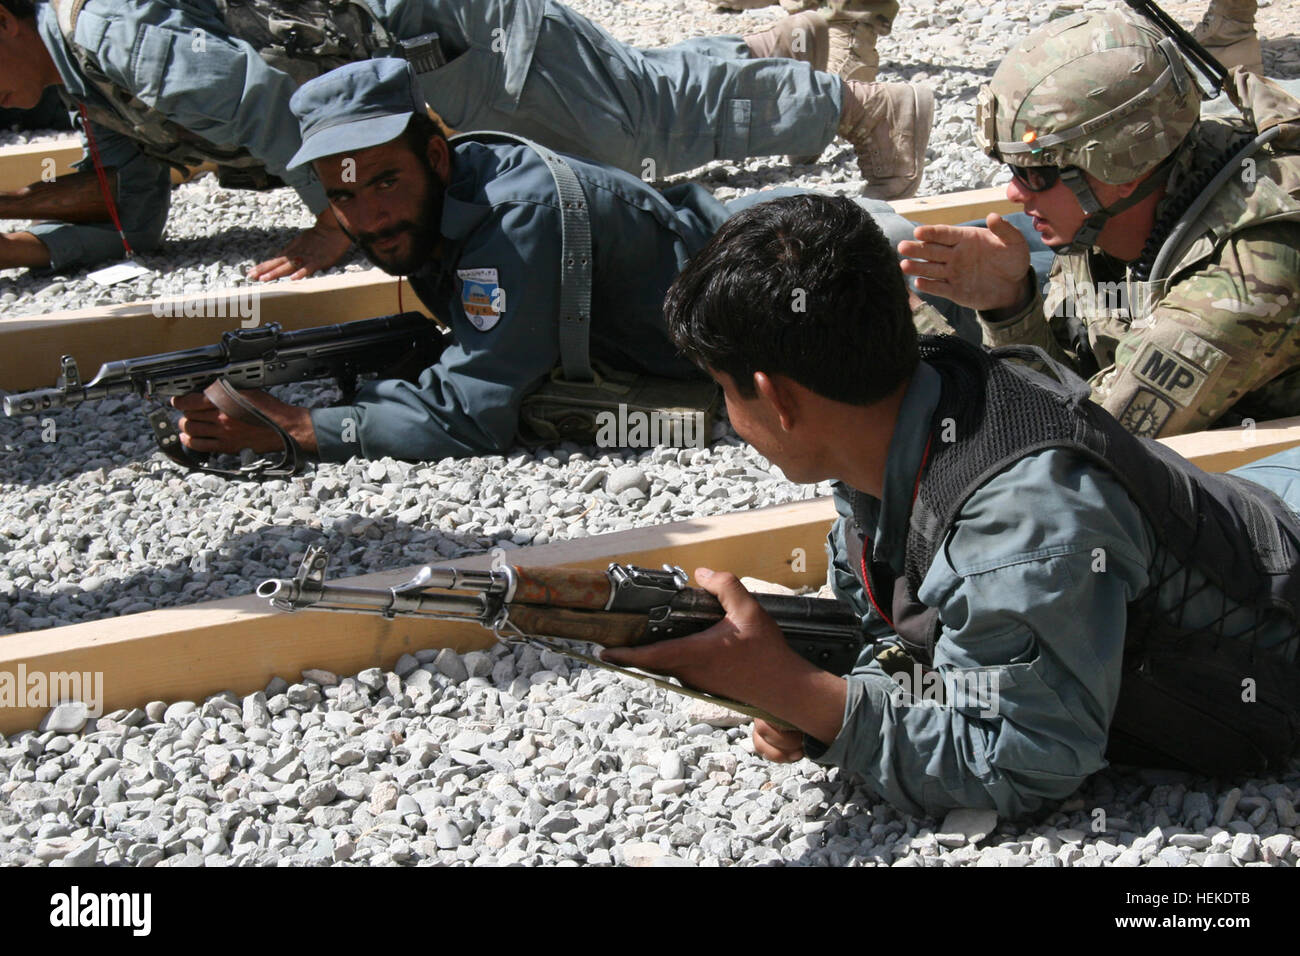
[173,58,735,462]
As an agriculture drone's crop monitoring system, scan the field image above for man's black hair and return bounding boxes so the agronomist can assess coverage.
[0,0,38,18]
[664,193,918,404]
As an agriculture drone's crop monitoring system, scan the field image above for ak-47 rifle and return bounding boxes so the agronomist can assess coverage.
[3,312,446,478]
[258,546,866,725]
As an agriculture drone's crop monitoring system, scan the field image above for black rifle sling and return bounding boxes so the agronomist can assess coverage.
[147,378,304,479]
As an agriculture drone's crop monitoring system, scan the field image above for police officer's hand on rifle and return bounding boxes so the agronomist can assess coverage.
[173,390,317,456]
[599,568,848,759]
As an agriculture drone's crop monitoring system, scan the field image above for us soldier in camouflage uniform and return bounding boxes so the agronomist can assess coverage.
[898,8,1300,438]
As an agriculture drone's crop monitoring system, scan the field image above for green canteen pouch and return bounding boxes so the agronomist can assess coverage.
[517,365,720,448]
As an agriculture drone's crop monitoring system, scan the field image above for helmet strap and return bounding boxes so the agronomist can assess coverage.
[1055,168,1106,256]
[1053,163,1173,257]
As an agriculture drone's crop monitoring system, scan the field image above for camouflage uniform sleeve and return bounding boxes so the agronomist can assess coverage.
[976,260,1082,368]
[908,299,960,337]
[1091,222,1300,438]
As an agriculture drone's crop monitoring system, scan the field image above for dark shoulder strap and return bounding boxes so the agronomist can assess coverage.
[448,131,594,381]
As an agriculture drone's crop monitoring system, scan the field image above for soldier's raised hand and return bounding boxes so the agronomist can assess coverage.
[897,213,1034,314]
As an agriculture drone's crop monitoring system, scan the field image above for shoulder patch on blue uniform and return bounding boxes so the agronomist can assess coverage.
[457,267,505,331]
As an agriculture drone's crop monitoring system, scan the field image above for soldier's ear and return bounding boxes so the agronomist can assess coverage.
[1112,170,1156,200]
[426,135,450,184]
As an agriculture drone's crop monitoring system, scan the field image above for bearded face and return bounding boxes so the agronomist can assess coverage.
[318,134,447,275]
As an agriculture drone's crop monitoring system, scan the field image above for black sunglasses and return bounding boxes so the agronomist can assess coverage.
[1007,163,1063,192]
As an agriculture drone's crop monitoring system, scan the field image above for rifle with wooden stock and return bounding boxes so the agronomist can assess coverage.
[258,546,866,724]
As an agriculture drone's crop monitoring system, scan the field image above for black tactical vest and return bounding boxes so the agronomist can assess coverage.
[843,336,1300,776]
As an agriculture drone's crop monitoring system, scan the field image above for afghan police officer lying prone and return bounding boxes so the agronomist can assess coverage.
[0,0,931,277]
[602,193,1300,818]
[174,60,735,462]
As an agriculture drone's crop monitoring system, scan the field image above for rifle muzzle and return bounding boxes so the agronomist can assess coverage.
[4,388,74,417]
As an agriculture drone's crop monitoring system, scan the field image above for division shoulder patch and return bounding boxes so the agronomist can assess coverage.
[1115,388,1175,437]
[457,267,505,331]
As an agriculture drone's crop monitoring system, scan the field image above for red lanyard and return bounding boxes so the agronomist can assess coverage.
[77,103,135,259]
[859,433,935,630]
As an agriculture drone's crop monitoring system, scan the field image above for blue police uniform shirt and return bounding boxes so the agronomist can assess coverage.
[310,138,728,461]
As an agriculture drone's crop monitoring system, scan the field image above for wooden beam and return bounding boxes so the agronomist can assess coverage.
[0,269,430,392]
[1,185,1015,391]
[1158,415,1300,474]
[0,498,838,734]
[0,139,211,191]
[0,140,81,192]
[3,415,1298,735]
[892,186,1017,225]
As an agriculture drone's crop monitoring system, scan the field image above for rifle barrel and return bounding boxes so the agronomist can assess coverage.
[3,380,136,416]
[255,576,494,621]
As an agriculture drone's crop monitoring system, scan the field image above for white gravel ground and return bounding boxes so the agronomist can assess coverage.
[0,0,1298,868]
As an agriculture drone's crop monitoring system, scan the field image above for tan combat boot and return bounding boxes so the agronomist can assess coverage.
[1192,0,1262,74]
[826,0,899,82]
[839,79,934,199]
[778,0,822,12]
[744,10,830,69]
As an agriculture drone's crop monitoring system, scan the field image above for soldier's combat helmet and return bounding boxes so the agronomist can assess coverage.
[974,10,1203,254]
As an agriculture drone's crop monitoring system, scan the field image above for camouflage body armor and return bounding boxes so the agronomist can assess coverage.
[974,9,1300,435]
[50,0,394,183]
[1044,101,1300,432]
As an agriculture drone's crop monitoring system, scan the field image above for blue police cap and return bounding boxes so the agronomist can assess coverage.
[287,58,424,170]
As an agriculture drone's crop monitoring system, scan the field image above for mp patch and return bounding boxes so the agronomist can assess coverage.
[1116,388,1175,437]
[457,267,505,331]
[1130,340,1208,407]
